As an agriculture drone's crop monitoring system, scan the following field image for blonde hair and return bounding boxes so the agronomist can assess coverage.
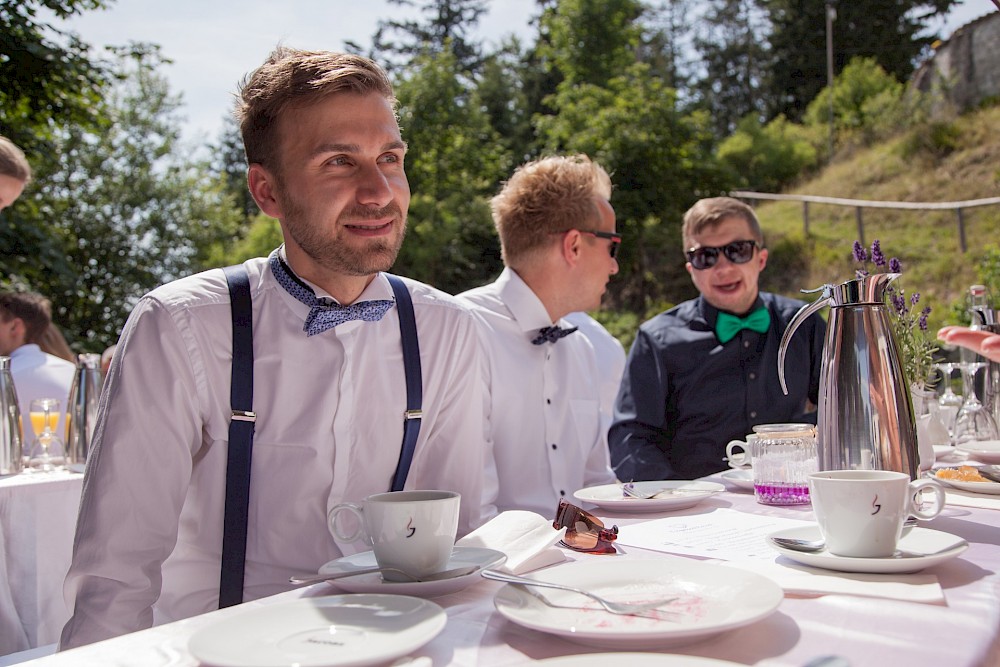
[491,154,612,267]
[236,47,396,172]
[681,197,763,250]
[0,136,31,183]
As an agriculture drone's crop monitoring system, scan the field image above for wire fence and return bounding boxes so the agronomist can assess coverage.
[731,191,1000,252]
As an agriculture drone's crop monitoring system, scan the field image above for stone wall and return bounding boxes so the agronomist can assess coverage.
[912,11,1000,111]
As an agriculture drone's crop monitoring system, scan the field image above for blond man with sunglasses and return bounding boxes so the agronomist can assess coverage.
[459,155,619,516]
[609,196,825,481]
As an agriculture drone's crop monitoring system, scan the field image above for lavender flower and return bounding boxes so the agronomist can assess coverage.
[919,307,931,332]
[889,258,902,273]
[871,240,886,268]
[910,292,920,306]
[853,241,867,263]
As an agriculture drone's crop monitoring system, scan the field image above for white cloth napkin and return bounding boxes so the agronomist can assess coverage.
[457,510,567,574]
[716,559,945,604]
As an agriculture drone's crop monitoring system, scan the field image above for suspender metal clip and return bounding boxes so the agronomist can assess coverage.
[404,409,422,421]
[231,410,257,423]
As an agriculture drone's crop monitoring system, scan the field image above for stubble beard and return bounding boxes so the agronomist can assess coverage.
[281,194,407,277]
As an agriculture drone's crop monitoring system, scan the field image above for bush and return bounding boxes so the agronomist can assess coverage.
[804,57,907,146]
[717,115,819,192]
[899,120,962,161]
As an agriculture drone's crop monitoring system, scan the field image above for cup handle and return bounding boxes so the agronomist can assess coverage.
[908,479,946,520]
[328,503,365,542]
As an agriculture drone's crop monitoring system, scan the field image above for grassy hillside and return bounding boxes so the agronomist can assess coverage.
[756,103,1000,333]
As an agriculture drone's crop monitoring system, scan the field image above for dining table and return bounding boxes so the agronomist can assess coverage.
[7,467,1000,667]
[0,470,84,657]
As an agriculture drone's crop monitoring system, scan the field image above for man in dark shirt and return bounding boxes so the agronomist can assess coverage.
[609,197,825,481]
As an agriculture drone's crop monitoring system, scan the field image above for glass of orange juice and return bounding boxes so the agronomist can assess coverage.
[27,398,64,472]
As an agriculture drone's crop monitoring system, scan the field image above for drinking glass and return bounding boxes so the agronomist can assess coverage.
[27,398,66,472]
[953,361,999,445]
[935,362,963,438]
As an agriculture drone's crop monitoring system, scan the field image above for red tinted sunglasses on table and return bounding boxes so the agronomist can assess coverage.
[553,499,619,554]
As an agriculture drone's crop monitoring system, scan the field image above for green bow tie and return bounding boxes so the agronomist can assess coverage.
[715,307,771,344]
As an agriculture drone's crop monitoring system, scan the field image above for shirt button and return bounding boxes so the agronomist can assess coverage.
[750,411,758,418]
[560,490,566,496]
[749,372,756,380]
[547,398,551,404]
[551,443,558,450]
[744,341,750,348]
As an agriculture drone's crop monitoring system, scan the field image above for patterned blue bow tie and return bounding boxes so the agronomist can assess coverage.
[269,251,394,336]
[532,325,579,345]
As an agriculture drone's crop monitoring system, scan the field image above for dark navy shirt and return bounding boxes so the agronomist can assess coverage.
[609,292,826,481]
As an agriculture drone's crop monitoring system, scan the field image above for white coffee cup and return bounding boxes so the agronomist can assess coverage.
[328,490,460,581]
[807,470,946,558]
[725,434,758,469]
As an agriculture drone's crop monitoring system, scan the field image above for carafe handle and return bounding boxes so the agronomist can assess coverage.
[778,285,832,395]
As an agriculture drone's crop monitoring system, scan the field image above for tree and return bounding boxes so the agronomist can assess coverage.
[690,0,771,138]
[762,0,956,121]
[1,47,243,351]
[391,47,512,293]
[210,114,259,222]
[356,0,490,74]
[0,0,112,161]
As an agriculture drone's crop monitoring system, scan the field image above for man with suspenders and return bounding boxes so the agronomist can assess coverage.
[61,47,494,649]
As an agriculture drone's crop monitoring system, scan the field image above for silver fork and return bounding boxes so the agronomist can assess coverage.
[481,569,676,615]
[621,482,708,499]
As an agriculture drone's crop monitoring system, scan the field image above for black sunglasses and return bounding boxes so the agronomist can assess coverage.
[685,239,758,270]
[577,229,622,259]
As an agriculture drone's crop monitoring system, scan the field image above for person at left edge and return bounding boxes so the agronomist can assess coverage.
[458,155,619,516]
[60,47,495,650]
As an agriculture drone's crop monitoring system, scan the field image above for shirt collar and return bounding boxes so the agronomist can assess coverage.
[698,294,765,328]
[495,267,561,334]
[271,245,393,305]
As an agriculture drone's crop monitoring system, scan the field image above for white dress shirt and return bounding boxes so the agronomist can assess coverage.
[563,311,626,432]
[9,344,75,438]
[459,268,617,517]
[61,254,494,648]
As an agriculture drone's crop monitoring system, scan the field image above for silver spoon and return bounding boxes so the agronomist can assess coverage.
[289,564,478,585]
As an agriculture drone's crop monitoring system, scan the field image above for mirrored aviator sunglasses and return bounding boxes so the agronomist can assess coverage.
[553,499,619,554]
[685,239,758,270]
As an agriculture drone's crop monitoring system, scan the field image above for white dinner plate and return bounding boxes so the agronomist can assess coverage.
[933,469,1000,495]
[188,594,445,667]
[527,654,745,667]
[574,481,726,513]
[767,525,968,574]
[720,469,754,491]
[318,546,506,597]
[493,558,782,650]
[955,440,1000,464]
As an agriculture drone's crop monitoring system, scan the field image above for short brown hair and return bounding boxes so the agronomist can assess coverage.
[0,291,52,344]
[235,47,396,172]
[492,154,612,267]
[0,136,31,184]
[681,197,763,250]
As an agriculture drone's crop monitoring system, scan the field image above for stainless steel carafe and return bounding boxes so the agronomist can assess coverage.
[0,356,23,475]
[971,302,1000,432]
[778,273,919,479]
[66,353,102,467]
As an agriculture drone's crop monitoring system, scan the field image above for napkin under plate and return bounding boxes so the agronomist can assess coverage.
[457,510,566,574]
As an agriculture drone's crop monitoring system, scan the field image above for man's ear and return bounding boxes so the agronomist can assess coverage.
[561,230,583,267]
[248,164,282,219]
[758,247,769,272]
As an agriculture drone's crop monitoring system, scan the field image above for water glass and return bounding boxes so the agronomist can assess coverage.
[751,423,818,505]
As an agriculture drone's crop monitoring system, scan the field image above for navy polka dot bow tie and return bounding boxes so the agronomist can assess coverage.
[531,325,579,345]
[269,251,394,336]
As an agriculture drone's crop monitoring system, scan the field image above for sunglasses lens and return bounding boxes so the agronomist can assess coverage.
[725,240,756,264]
[554,500,618,552]
[688,247,718,270]
[609,241,620,259]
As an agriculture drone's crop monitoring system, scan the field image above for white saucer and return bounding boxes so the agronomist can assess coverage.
[317,546,505,597]
[529,655,745,667]
[768,525,968,574]
[493,558,782,650]
[720,469,754,491]
[188,594,445,667]
[956,440,1000,464]
[574,481,725,513]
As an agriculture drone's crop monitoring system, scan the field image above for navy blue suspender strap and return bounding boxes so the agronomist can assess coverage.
[386,274,423,492]
[218,269,421,607]
[220,265,255,608]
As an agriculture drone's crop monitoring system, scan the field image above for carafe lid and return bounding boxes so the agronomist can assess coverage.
[751,423,816,438]
[0,356,9,370]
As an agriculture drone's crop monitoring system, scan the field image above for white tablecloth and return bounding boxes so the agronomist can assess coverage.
[11,475,1000,666]
[0,471,83,656]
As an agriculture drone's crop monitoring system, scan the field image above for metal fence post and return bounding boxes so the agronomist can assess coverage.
[957,207,967,253]
[855,207,864,244]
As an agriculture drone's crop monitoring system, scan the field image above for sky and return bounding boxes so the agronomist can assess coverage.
[59,0,998,147]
